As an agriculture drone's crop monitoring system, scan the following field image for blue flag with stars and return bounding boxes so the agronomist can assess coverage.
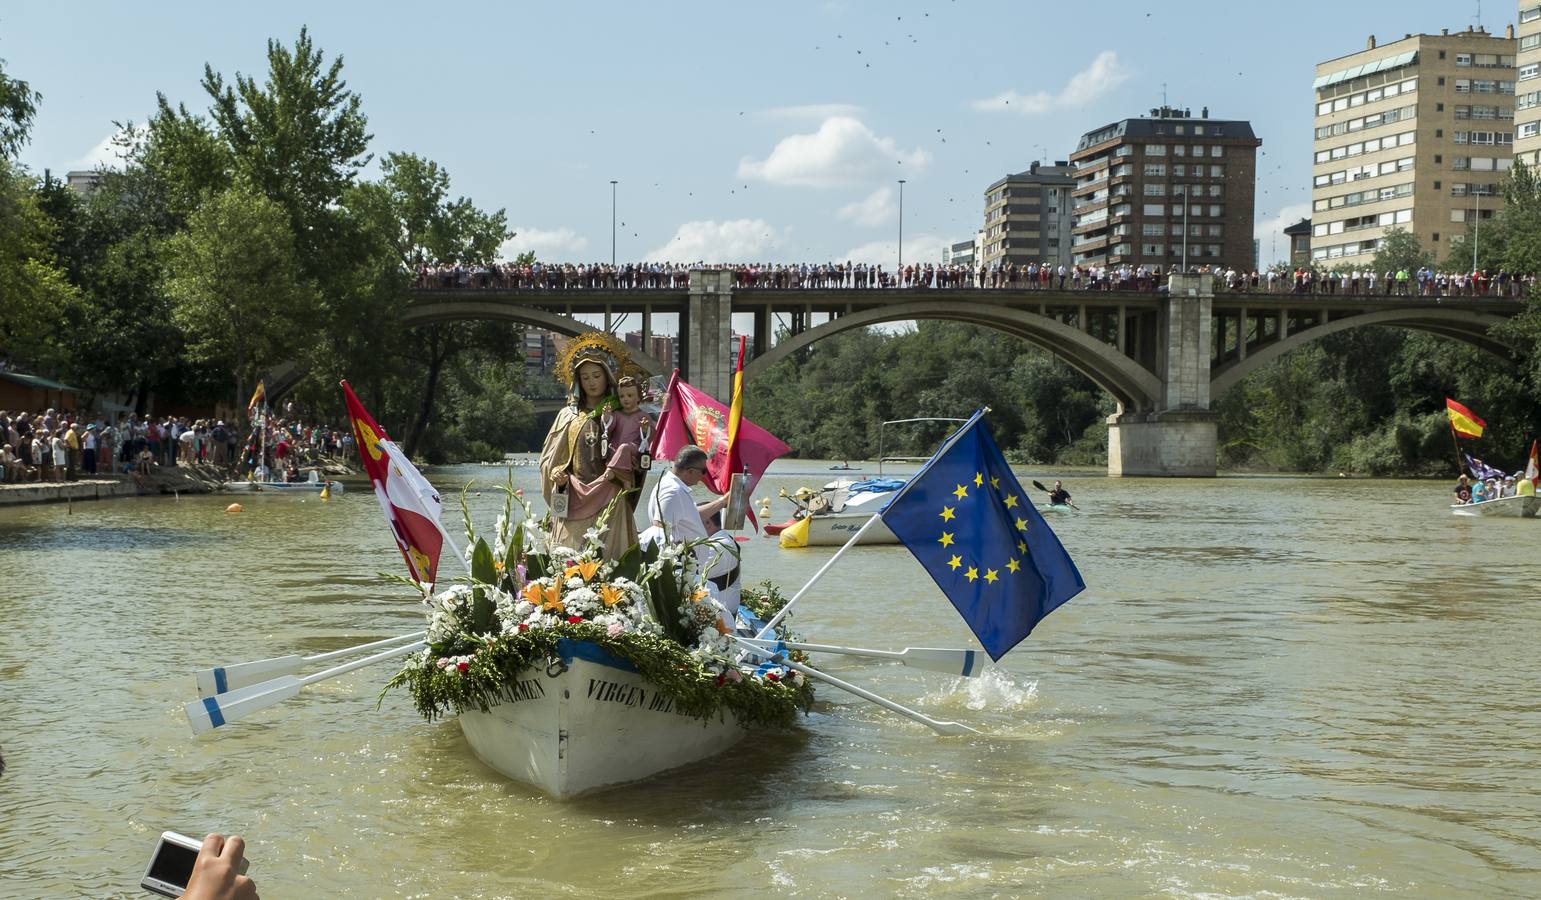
[880,410,1085,661]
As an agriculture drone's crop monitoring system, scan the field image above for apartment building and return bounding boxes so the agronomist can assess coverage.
[1068,107,1261,273]
[1517,5,1541,166]
[1310,27,1516,265]
[979,162,1075,270]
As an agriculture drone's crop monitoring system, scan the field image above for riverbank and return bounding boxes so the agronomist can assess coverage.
[0,459,356,506]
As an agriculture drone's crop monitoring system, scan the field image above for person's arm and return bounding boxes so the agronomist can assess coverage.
[697,491,730,529]
[179,833,257,900]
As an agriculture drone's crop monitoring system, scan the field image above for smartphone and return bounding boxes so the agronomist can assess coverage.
[141,831,248,897]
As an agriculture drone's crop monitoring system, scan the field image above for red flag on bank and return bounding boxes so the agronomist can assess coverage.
[650,364,790,502]
[1526,439,1539,488]
[341,380,446,586]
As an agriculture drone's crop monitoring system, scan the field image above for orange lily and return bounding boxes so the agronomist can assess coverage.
[564,559,601,582]
[690,589,710,604]
[599,584,626,607]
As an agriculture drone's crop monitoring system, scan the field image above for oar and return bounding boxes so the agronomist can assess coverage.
[1030,479,1080,511]
[737,637,985,678]
[185,640,426,735]
[733,638,980,736]
[194,632,427,698]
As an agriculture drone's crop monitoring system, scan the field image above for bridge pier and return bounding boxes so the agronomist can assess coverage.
[685,269,735,400]
[1107,274,1217,476]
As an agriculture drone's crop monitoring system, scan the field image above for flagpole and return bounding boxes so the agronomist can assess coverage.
[754,409,988,640]
[649,369,681,462]
[1449,421,1465,477]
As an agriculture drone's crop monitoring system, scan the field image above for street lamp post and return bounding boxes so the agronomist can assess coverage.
[897,179,906,277]
[610,180,618,268]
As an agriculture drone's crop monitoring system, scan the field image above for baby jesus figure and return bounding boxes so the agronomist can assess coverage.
[601,376,651,510]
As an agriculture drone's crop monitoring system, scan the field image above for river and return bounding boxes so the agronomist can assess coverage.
[1,464,1538,898]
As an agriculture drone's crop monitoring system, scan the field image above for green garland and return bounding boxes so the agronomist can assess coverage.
[383,582,815,728]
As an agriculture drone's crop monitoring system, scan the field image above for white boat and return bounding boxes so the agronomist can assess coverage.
[222,476,343,494]
[1450,495,1540,517]
[456,639,746,797]
[1039,503,1075,514]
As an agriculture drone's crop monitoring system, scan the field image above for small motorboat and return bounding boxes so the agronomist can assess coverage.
[1450,495,1540,517]
[773,478,903,547]
[223,471,343,494]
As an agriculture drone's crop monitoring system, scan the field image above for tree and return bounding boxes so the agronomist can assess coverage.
[161,182,319,409]
[0,57,40,160]
[1372,226,1433,275]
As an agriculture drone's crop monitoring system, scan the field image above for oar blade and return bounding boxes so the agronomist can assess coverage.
[899,647,985,678]
[194,655,305,698]
[930,719,982,736]
[185,675,302,736]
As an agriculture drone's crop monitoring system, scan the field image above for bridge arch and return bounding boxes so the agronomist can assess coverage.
[742,300,1164,413]
[1210,308,1515,399]
[267,300,668,400]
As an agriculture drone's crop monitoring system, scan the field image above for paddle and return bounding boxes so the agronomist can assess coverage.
[737,637,985,678]
[733,638,980,736]
[194,632,427,698]
[185,640,426,735]
[1030,479,1080,511]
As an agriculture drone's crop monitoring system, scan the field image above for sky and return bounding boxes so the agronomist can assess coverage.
[2,0,1496,267]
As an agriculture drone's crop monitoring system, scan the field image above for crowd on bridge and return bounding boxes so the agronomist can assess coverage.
[0,404,353,486]
[411,260,1536,299]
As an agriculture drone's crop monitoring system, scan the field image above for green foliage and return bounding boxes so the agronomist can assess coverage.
[0,57,40,159]
[161,181,319,405]
[0,161,81,368]
[1372,226,1433,275]
[747,321,1111,465]
[383,584,813,728]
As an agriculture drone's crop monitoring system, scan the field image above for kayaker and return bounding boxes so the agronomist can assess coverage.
[1048,480,1073,507]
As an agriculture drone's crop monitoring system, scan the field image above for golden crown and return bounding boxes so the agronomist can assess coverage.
[553,331,643,388]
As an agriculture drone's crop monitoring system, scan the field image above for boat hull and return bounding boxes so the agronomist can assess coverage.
[1450,496,1540,518]
[221,480,343,494]
[457,640,746,797]
[803,512,897,545]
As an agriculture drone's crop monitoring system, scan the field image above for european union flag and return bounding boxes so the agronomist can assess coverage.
[880,410,1085,661]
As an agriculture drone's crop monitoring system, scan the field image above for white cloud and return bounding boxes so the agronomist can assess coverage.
[1254,201,1312,262]
[756,103,864,120]
[70,124,145,171]
[500,226,590,260]
[738,116,930,188]
[972,51,1131,115]
[839,233,949,267]
[837,186,896,227]
[647,218,787,262]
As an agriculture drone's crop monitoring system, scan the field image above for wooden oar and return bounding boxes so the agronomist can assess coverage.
[185,640,426,735]
[737,637,985,678]
[194,632,427,698]
[733,638,980,736]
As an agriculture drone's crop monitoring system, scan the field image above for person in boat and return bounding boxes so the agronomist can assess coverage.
[1048,480,1073,506]
[701,510,742,628]
[640,446,729,548]
[1473,478,1489,503]
[538,333,642,560]
[1453,474,1472,504]
[1518,472,1536,497]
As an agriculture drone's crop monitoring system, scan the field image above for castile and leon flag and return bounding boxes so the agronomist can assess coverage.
[650,357,790,505]
[341,380,445,586]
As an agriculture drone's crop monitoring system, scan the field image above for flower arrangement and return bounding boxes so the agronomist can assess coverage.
[384,477,813,728]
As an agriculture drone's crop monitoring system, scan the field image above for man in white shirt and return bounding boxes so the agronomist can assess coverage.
[640,446,728,547]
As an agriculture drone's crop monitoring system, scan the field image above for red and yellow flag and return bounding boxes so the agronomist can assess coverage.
[342,380,445,586]
[246,380,266,415]
[1446,398,1485,439]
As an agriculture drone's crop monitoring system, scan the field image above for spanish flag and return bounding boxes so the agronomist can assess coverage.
[1446,398,1486,439]
[246,380,266,415]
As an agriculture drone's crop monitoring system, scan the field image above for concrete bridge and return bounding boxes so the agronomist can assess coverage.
[278,270,1522,475]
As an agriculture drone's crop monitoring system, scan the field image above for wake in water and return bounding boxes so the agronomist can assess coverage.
[921,668,1038,713]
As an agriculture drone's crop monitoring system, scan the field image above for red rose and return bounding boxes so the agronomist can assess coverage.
[766,672,780,682]
[566,616,583,624]
[456,661,469,672]
[715,674,726,687]
[517,623,529,632]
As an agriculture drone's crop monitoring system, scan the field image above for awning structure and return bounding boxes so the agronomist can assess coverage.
[1314,50,1418,91]
[0,370,84,393]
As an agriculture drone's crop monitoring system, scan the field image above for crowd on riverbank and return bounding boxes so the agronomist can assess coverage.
[0,408,354,485]
[411,260,1535,297]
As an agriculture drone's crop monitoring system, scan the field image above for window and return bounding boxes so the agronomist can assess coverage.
[1142,203,1164,216]
[1210,165,1224,178]
[1457,53,1473,67]
[1142,223,1164,236]
[1523,4,1541,22]
[1207,224,1223,237]
[1146,144,1167,156]
[1520,121,1541,139]
[1143,164,1167,176]
[1524,32,1541,50]
[1143,183,1167,196]
[1172,164,1186,176]
[1141,243,1164,256]
[1173,145,1186,157]
[1521,64,1540,82]
[1208,204,1223,217]
[1211,146,1224,157]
